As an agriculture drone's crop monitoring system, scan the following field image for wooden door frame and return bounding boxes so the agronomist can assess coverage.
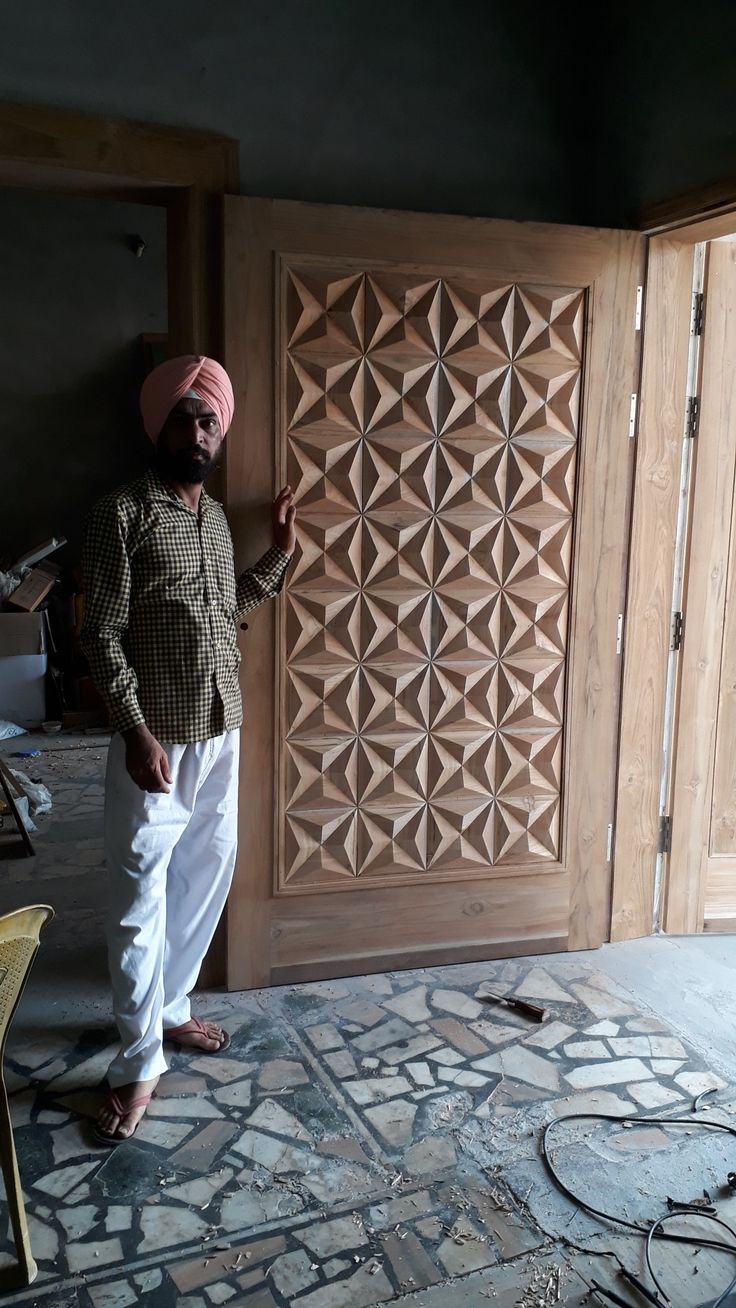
[0,102,239,357]
[611,183,736,940]
[0,101,239,984]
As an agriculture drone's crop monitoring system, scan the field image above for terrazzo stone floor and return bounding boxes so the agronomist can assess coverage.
[1,736,736,1308]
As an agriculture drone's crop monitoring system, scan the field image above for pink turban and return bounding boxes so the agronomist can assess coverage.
[140,354,235,442]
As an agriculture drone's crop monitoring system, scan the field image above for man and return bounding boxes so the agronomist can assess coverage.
[81,354,295,1145]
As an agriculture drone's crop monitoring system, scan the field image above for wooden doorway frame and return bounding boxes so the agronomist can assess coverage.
[0,101,239,983]
[612,184,736,940]
[0,102,239,360]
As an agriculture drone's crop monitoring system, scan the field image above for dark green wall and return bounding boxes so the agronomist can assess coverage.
[2,0,736,567]
[1,2,734,227]
[0,190,166,564]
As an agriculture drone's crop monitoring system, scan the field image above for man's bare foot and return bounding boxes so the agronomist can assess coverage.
[163,1017,229,1052]
[96,1076,159,1142]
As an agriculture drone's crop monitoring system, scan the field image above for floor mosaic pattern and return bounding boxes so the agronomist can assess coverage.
[2,957,731,1307]
[1,737,734,1307]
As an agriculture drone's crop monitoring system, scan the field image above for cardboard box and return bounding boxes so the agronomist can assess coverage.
[7,563,58,612]
[0,613,47,726]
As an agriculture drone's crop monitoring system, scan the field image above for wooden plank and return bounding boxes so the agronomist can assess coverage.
[0,101,238,192]
[567,230,643,948]
[704,863,736,920]
[270,870,568,975]
[665,242,736,933]
[709,439,736,859]
[265,197,611,285]
[224,198,275,989]
[641,176,736,235]
[273,936,568,985]
[611,240,693,940]
[668,210,736,244]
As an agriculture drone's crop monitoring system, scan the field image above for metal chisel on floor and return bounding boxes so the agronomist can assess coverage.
[477,989,546,1022]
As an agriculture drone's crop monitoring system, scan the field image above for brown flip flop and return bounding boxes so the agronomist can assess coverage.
[163,1015,232,1053]
[93,1088,154,1148]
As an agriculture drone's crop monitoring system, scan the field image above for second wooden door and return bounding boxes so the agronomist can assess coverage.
[667,240,736,933]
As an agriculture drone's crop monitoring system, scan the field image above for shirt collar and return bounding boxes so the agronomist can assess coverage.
[143,466,214,515]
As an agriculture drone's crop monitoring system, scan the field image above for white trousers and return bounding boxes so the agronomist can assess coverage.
[103,729,240,1087]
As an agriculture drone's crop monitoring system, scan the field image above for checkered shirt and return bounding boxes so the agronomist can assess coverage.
[81,468,290,743]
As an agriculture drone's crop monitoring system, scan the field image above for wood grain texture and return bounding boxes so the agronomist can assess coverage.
[669,212,736,244]
[224,198,641,986]
[264,198,610,285]
[709,446,736,859]
[566,230,643,949]
[704,865,736,922]
[611,240,694,940]
[273,935,568,985]
[641,180,736,236]
[279,266,581,890]
[0,101,238,193]
[665,242,736,933]
[270,870,568,975]
[224,199,276,988]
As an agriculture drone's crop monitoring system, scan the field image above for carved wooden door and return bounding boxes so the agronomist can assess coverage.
[224,199,640,987]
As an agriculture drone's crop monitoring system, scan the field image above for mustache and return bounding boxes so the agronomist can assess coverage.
[154,447,219,484]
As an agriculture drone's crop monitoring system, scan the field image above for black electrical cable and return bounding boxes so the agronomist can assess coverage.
[644,1211,736,1308]
[619,1265,667,1307]
[541,1111,736,1254]
[540,1110,736,1306]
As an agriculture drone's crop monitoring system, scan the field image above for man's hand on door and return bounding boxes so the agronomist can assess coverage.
[272,485,297,557]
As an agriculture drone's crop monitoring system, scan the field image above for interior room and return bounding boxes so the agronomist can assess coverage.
[2,4,736,1307]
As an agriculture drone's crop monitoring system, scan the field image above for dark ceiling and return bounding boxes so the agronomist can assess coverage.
[0,0,734,228]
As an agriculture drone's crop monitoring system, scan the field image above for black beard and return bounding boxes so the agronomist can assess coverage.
[154,448,218,485]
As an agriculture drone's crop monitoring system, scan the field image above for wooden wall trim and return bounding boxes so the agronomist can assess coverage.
[0,101,238,193]
[223,198,275,989]
[567,229,643,949]
[272,936,569,985]
[611,239,693,940]
[640,179,736,235]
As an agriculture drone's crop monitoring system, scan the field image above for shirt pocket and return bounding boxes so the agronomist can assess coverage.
[133,520,202,601]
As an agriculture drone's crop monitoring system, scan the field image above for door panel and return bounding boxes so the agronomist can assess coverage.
[667,241,736,932]
[280,268,580,888]
[224,199,640,987]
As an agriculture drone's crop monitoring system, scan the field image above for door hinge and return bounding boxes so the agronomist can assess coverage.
[691,291,705,336]
[628,392,638,439]
[671,610,684,651]
[635,284,643,331]
[616,613,624,655]
[606,823,614,862]
[658,814,672,855]
[686,395,700,439]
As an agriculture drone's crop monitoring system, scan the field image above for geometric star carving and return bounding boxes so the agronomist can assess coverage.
[279,265,584,887]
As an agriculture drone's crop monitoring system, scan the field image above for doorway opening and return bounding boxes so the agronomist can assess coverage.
[614,203,736,941]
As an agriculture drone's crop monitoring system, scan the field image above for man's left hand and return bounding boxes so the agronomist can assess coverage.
[272,485,297,557]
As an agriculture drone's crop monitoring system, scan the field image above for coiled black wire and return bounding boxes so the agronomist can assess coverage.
[645,1211,736,1308]
[540,1111,736,1305]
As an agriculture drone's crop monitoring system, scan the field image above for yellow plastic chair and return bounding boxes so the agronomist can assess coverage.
[0,905,54,1287]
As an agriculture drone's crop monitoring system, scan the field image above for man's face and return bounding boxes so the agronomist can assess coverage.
[155,396,224,484]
